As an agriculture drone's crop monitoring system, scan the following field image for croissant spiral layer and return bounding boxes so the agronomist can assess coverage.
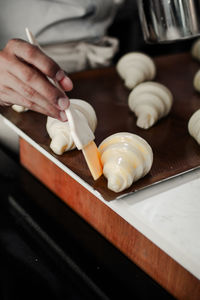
[116,52,156,89]
[188,109,200,144]
[193,69,200,92]
[46,99,97,155]
[128,82,173,129]
[191,39,200,61]
[99,132,153,193]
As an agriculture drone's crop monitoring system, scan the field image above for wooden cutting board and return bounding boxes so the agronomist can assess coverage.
[1,52,200,201]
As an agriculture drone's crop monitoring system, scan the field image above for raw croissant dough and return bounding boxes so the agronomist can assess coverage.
[191,39,200,61]
[188,109,200,144]
[116,52,156,89]
[193,69,200,92]
[192,39,200,92]
[46,99,97,155]
[12,105,28,112]
[128,82,173,129]
[99,132,153,193]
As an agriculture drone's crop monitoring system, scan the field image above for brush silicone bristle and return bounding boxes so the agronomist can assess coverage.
[82,141,103,180]
[66,106,102,180]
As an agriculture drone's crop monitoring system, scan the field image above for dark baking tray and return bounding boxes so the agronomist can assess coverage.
[1,52,200,201]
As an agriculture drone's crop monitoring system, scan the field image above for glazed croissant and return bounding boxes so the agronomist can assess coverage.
[116,52,156,89]
[46,99,97,155]
[128,82,173,129]
[188,109,200,144]
[99,132,153,193]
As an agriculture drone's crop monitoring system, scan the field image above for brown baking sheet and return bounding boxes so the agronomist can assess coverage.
[1,52,200,201]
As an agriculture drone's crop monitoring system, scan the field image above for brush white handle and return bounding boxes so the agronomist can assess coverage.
[12,28,47,113]
[26,27,65,93]
[99,132,153,192]
[25,27,42,50]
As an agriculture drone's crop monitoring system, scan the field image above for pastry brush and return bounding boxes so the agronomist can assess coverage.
[25,28,103,180]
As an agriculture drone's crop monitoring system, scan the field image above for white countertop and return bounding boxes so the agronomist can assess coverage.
[109,168,200,280]
[2,116,200,281]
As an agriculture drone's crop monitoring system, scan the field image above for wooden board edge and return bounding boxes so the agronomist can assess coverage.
[19,137,200,300]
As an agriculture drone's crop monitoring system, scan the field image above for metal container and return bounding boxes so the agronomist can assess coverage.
[137,0,200,43]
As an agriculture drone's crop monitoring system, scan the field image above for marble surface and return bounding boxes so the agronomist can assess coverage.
[109,168,200,280]
[2,116,200,281]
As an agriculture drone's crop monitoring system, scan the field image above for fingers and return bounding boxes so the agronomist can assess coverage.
[0,39,73,119]
[1,70,55,109]
[0,64,69,119]
[56,70,73,91]
[0,98,10,106]
[6,58,64,105]
[5,39,73,90]
[0,85,68,121]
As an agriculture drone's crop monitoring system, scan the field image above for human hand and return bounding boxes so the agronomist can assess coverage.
[0,39,73,121]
